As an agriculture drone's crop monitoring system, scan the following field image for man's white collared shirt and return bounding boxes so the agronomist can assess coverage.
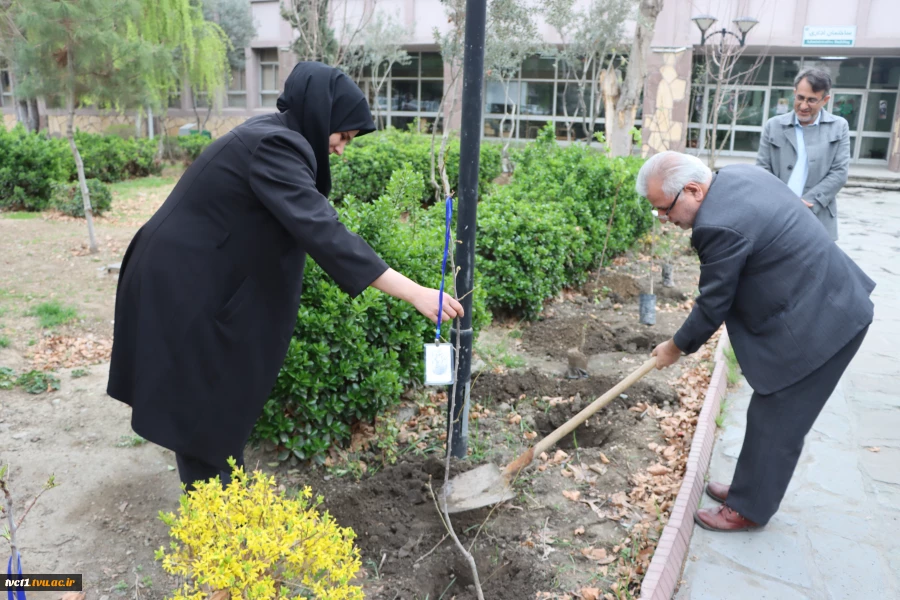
[787,111,822,198]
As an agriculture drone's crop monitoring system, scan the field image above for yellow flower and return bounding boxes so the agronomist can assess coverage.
[156,458,363,600]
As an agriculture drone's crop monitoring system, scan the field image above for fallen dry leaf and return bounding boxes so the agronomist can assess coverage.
[523,431,538,440]
[647,463,670,476]
[539,451,549,462]
[599,452,610,464]
[580,587,601,600]
[574,526,585,536]
[59,593,86,600]
[867,447,881,453]
[508,413,522,425]
[562,490,582,502]
[580,547,617,565]
[208,591,230,600]
[552,449,569,464]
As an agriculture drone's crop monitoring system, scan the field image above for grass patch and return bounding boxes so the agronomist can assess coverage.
[724,344,741,385]
[27,300,79,328]
[0,211,40,220]
[109,174,178,194]
[475,337,526,370]
[715,399,728,428]
[0,336,9,348]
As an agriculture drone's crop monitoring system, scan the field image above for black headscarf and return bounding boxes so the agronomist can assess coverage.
[276,62,376,197]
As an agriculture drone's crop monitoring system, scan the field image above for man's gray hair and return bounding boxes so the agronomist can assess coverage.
[794,68,832,95]
[635,151,712,199]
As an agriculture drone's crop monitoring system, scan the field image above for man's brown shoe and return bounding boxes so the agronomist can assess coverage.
[694,504,760,532]
[705,481,729,503]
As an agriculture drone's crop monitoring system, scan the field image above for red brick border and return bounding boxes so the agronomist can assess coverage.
[638,329,731,600]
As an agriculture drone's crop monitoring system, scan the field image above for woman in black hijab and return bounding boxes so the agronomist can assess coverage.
[107,62,463,490]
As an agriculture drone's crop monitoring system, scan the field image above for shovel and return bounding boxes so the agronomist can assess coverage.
[440,357,657,513]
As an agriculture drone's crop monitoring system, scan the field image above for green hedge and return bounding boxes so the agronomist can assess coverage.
[72,132,162,182]
[50,178,113,217]
[253,165,491,460]
[329,127,502,205]
[0,125,165,211]
[477,124,652,318]
[0,125,71,211]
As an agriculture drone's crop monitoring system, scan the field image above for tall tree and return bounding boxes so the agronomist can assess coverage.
[0,0,40,131]
[281,0,374,68]
[15,0,155,253]
[133,0,230,126]
[483,0,543,172]
[431,0,466,200]
[342,11,411,129]
[197,0,257,129]
[202,0,256,71]
[546,0,633,143]
[602,0,663,157]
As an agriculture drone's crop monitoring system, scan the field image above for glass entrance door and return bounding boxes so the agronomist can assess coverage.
[830,92,862,160]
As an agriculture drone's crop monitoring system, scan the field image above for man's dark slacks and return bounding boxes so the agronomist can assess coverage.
[726,325,869,525]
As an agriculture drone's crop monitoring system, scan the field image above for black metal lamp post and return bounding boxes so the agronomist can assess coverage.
[691,14,759,47]
[446,0,486,459]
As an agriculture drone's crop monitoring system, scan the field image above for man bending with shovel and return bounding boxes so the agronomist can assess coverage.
[636,152,874,533]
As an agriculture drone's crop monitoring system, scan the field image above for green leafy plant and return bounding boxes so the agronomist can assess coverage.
[0,367,15,390]
[15,370,61,394]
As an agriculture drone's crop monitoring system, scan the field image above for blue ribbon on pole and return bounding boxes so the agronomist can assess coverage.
[8,552,26,600]
[436,196,453,342]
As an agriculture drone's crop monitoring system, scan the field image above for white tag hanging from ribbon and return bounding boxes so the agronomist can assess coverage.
[425,196,456,386]
[424,343,455,386]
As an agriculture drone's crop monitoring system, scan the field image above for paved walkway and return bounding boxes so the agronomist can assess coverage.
[676,187,900,600]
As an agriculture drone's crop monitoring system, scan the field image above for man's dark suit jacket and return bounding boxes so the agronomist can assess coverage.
[673,164,875,395]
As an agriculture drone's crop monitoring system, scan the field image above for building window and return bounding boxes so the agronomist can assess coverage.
[227,67,247,108]
[169,79,182,109]
[258,48,280,108]
[482,54,625,143]
[0,61,11,107]
[358,51,445,134]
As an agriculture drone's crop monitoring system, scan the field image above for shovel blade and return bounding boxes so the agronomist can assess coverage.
[439,463,516,513]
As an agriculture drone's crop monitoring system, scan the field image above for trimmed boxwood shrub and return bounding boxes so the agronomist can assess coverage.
[477,124,653,318]
[0,125,70,211]
[329,127,502,205]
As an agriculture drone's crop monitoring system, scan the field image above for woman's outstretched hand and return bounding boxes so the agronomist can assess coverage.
[412,286,464,324]
[371,268,465,324]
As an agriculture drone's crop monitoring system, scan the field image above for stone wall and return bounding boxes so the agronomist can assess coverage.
[641,49,692,158]
[2,111,253,139]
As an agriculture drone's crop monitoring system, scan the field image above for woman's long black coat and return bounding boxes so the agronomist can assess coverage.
[107,111,388,469]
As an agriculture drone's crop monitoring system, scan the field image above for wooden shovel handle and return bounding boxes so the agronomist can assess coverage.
[503,357,657,477]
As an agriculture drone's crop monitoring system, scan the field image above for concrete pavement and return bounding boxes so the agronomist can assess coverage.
[675,187,900,600]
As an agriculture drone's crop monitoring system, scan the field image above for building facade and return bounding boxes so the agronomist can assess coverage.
[2,0,899,169]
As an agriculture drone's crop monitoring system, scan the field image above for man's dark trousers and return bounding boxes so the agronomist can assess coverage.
[726,325,869,525]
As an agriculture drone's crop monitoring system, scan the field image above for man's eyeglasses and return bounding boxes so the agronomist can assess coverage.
[654,189,682,221]
[794,93,824,107]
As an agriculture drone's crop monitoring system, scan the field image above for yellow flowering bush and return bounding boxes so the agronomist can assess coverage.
[155,459,363,600]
